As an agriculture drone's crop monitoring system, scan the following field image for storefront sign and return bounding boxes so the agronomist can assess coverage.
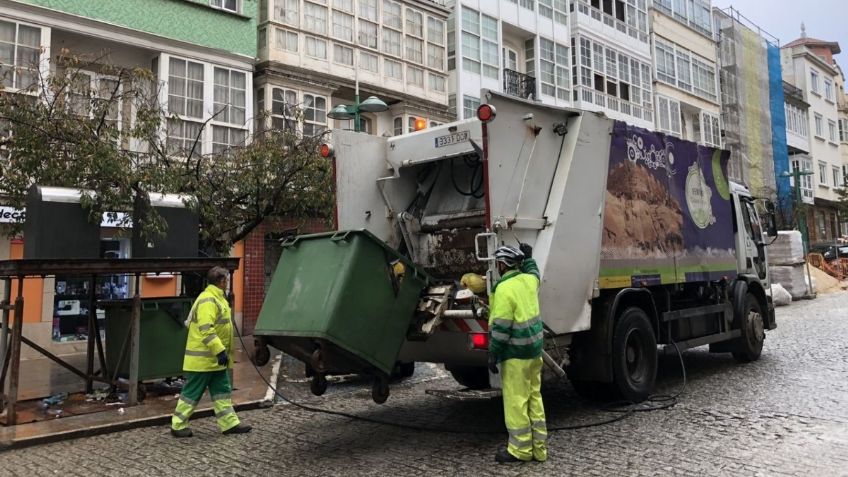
[0,206,130,228]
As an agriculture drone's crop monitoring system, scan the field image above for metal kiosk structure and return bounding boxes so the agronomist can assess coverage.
[0,257,239,425]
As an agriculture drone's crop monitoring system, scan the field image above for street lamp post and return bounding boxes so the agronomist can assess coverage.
[781,167,814,251]
[328,54,388,132]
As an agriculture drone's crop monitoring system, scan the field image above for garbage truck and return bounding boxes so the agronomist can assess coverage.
[255,89,777,403]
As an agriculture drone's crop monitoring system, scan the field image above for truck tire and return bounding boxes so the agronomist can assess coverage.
[447,365,490,390]
[611,307,657,402]
[731,293,765,363]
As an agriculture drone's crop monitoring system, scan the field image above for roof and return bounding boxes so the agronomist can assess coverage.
[783,37,841,54]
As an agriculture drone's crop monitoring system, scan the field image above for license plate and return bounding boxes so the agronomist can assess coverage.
[435,131,469,148]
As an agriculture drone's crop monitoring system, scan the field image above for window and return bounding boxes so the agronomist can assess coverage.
[700,112,721,147]
[0,20,41,90]
[210,0,238,13]
[840,119,848,143]
[68,71,93,117]
[572,36,653,121]
[304,2,327,35]
[275,28,298,52]
[791,157,814,201]
[461,7,498,79]
[382,28,401,56]
[407,66,423,87]
[359,20,378,49]
[449,94,456,117]
[271,87,297,130]
[274,0,299,26]
[385,59,402,79]
[360,52,378,72]
[428,17,444,45]
[815,113,823,137]
[539,38,570,99]
[334,44,353,65]
[305,36,327,59]
[359,0,378,22]
[213,67,246,126]
[427,17,445,70]
[656,95,681,136]
[520,0,535,10]
[333,0,353,12]
[653,0,711,35]
[428,73,446,92]
[393,117,403,136]
[168,57,204,119]
[383,1,402,29]
[333,11,353,42]
[212,125,246,154]
[785,102,809,138]
[819,161,828,186]
[539,0,553,18]
[463,95,480,120]
[406,9,423,38]
[825,79,834,101]
[167,118,203,157]
[427,43,445,69]
[407,116,417,133]
[405,36,423,63]
[447,13,455,70]
[834,166,842,188]
[655,38,716,102]
[303,94,327,136]
[829,120,837,142]
[811,70,820,94]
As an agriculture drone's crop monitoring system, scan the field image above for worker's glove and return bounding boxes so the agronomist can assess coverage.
[519,243,533,259]
[488,354,499,374]
[216,351,229,366]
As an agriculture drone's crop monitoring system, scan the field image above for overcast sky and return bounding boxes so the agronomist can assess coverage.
[713,0,846,66]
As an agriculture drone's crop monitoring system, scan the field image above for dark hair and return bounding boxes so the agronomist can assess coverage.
[207,266,229,285]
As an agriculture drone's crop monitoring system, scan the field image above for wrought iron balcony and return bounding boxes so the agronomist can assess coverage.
[503,69,536,100]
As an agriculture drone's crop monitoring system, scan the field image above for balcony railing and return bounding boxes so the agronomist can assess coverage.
[503,69,536,100]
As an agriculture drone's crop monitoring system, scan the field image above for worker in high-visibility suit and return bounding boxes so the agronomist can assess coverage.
[171,266,252,437]
[488,244,546,463]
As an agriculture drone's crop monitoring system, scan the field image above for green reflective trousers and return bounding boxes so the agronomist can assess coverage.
[171,370,240,432]
[502,357,547,462]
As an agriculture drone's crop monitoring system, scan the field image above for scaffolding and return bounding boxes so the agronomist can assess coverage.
[714,7,781,200]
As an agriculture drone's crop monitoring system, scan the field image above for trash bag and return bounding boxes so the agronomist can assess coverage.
[460,273,486,294]
[771,283,792,306]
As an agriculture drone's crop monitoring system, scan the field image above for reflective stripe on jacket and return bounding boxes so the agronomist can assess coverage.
[183,284,233,372]
[488,258,543,362]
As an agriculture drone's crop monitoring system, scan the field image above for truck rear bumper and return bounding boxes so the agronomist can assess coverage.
[398,331,488,367]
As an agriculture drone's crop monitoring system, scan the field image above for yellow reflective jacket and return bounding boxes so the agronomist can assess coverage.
[183,284,234,372]
[488,259,543,362]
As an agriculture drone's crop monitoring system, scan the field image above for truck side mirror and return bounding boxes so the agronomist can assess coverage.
[764,201,778,237]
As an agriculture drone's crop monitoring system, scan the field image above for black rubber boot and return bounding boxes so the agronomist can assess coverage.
[223,424,252,435]
[171,428,193,438]
[495,448,523,463]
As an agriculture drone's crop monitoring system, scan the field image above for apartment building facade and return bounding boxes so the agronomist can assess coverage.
[651,0,720,146]
[0,0,257,355]
[255,0,451,137]
[782,31,843,243]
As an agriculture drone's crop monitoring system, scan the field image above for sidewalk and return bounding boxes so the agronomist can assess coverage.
[0,338,277,450]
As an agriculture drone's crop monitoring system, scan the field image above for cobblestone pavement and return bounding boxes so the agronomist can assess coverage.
[3,293,848,476]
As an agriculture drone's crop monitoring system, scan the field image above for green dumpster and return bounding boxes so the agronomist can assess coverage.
[254,230,430,402]
[103,297,192,382]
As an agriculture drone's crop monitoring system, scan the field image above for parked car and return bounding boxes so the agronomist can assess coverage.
[810,243,848,262]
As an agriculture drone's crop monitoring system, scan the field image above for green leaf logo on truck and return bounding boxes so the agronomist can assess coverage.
[685,163,716,229]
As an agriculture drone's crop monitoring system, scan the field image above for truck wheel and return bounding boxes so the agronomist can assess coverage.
[447,365,490,390]
[611,307,657,403]
[731,293,765,363]
[391,361,415,380]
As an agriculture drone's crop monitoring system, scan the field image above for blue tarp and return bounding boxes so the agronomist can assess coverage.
[768,44,791,221]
